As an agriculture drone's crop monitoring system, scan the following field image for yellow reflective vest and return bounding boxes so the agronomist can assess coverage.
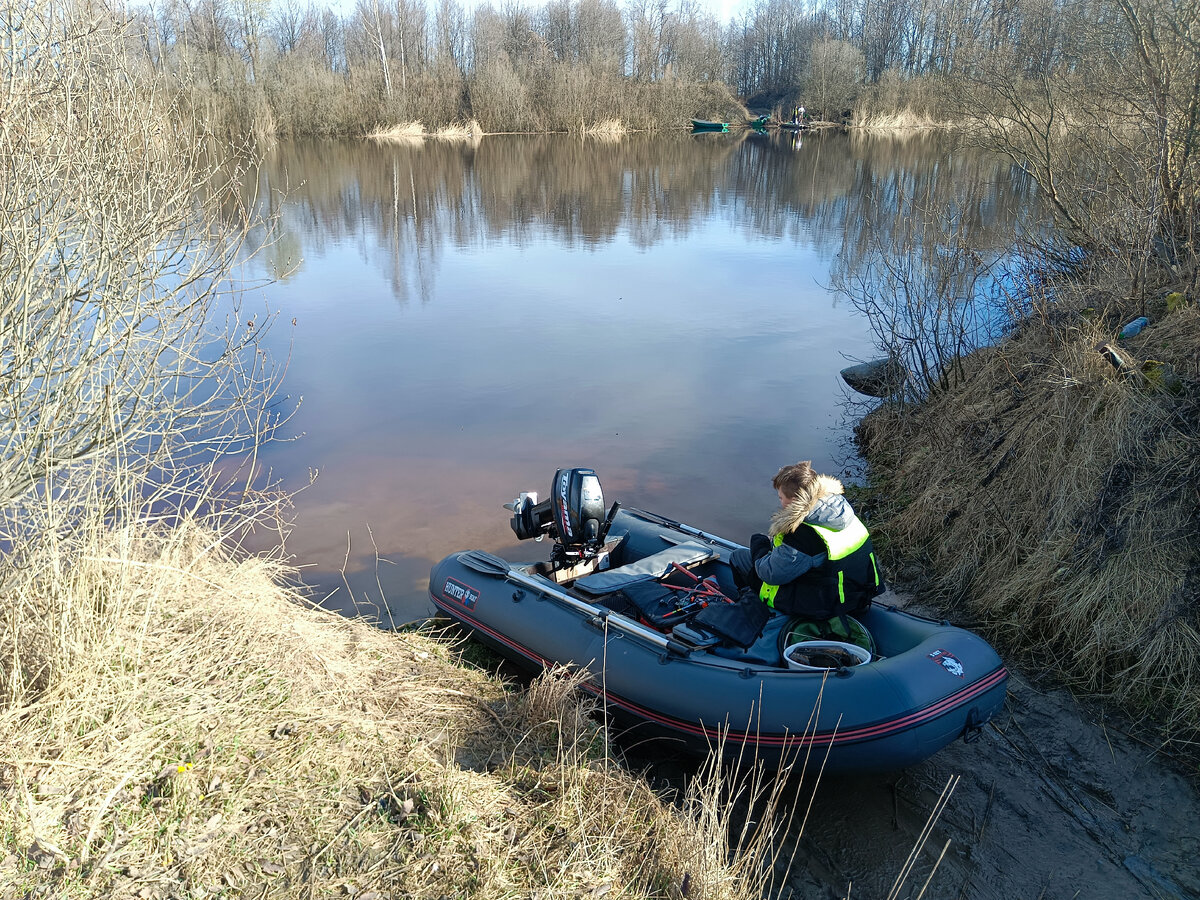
[759,514,880,616]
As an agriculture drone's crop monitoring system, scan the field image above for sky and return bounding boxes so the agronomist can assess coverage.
[710,0,743,21]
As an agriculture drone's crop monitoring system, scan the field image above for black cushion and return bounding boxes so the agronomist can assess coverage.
[692,588,771,648]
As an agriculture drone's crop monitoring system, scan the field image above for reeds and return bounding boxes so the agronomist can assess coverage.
[368,120,486,145]
[369,121,427,142]
[431,119,483,142]
[581,119,628,139]
[850,107,943,130]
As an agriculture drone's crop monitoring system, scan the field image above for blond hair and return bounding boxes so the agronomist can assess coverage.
[772,461,817,500]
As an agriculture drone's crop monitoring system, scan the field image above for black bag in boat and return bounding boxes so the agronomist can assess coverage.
[692,587,771,648]
[609,579,700,629]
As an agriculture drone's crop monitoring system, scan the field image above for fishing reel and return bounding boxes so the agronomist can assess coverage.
[506,467,620,566]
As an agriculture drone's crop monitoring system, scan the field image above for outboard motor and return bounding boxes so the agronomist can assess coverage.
[507,468,619,566]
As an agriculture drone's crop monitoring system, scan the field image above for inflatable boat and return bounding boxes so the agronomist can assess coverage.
[429,468,1008,772]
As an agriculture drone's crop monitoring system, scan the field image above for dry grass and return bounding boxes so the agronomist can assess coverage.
[431,119,483,142]
[850,108,945,130]
[858,294,1200,749]
[580,119,628,140]
[368,121,427,142]
[0,519,805,899]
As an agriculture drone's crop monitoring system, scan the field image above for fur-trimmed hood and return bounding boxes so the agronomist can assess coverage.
[768,474,853,539]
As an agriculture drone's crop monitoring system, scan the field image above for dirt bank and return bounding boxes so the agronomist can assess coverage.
[854,304,1200,755]
[778,668,1199,898]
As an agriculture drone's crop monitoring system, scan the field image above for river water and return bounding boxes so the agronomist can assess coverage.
[239,131,1199,898]
[241,129,1032,620]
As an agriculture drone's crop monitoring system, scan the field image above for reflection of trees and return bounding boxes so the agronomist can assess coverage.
[244,132,1038,303]
[753,131,1037,262]
[825,132,1041,397]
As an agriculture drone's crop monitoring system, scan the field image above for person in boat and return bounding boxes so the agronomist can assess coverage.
[730,460,884,632]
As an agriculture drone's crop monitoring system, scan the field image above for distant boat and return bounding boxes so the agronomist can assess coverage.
[691,119,730,132]
[748,114,770,129]
[780,121,809,131]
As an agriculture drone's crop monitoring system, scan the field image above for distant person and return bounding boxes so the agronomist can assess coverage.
[792,105,801,124]
[798,105,806,123]
[730,460,884,624]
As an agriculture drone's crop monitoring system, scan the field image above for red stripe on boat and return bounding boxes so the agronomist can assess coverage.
[433,596,1007,749]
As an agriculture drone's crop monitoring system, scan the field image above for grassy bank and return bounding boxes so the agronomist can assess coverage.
[0,521,801,898]
[854,287,1200,764]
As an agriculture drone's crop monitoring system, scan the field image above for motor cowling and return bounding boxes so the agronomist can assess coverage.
[508,468,615,558]
[550,467,605,548]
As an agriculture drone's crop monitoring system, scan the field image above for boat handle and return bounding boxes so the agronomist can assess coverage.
[962,707,986,742]
[584,614,613,633]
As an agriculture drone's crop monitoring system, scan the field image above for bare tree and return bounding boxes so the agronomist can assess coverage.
[433,0,467,73]
[806,36,864,119]
[832,184,996,400]
[468,2,506,71]
[860,0,908,81]
[272,0,303,52]
[958,0,1200,295]
[0,0,283,519]
[576,0,624,68]
[352,0,393,97]
[626,0,667,80]
[541,0,573,60]
[233,0,269,79]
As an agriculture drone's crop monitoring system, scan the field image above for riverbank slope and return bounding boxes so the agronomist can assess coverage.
[854,291,1200,769]
[0,524,780,899]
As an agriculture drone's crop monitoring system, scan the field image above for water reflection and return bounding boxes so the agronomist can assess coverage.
[238,131,1036,622]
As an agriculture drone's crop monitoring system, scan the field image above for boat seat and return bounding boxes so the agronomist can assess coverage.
[573,541,717,596]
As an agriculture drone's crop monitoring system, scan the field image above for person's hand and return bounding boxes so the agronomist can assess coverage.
[750,532,771,560]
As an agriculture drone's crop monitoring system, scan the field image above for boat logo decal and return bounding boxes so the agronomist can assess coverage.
[443,577,480,609]
[928,649,965,677]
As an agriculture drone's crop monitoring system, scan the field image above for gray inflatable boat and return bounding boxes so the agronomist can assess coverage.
[429,468,1008,772]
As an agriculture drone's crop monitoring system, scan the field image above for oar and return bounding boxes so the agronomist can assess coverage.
[456,550,692,657]
[622,507,746,552]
